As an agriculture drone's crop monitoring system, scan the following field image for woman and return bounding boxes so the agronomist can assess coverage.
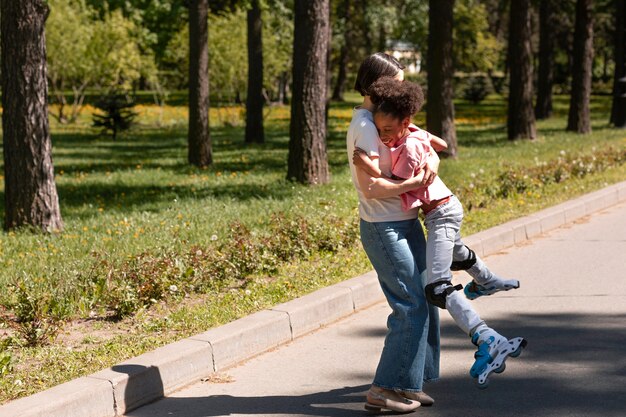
[346,53,441,413]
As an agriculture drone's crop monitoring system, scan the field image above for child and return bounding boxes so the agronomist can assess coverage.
[353,77,526,388]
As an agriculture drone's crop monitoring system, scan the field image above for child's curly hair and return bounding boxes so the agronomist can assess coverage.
[369,77,425,120]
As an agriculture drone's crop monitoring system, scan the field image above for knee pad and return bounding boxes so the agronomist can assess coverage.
[425,281,463,309]
[450,246,476,271]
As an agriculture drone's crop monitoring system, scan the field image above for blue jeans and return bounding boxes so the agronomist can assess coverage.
[360,218,440,391]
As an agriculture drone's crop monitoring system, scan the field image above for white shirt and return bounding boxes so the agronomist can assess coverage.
[346,107,419,222]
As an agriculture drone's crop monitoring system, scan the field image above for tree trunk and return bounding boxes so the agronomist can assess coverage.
[535,0,557,120]
[610,0,626,127]
[426,0,457,158]
[245,0,265,144]
[567,0,594,134]
[188,0,212,166]
[361,0,373,52]
[287,0,330,185]
[332,0,351,102]
[1,0,63,232]
[507,0,536,140]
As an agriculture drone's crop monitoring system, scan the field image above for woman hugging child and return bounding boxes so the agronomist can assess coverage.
[353,76,527,388]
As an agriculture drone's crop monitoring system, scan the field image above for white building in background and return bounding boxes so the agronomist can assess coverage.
[386,40,421,74]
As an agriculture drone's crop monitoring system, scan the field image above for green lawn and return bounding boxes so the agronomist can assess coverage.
[0,93,624,403]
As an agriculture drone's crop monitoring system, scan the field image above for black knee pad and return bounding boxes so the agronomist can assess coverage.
[425,281,463,309]
[450,246,476,271]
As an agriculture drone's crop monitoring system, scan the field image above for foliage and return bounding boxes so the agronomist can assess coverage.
[162,4,292,103]
[453,0,503,73]
[92,93,138,140]
[259,0,293,102]
[1,277,63,347]
[46,1,161,122]
[46,0,95,123]
[88,9,159,91]
[78,211,358,319]
[85,0,188,64]
[392,0,429,49]
[456,147,626,211]
[461,75,493,103]
[207,10,248,102]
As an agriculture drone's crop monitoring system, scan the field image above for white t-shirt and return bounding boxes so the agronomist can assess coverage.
[346,107,419,222]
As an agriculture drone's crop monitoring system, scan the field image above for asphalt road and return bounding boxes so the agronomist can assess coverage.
[125,201,626,417]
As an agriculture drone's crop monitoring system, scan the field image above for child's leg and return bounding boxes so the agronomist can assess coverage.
[423,199,482,335]
[451,240,520,300]
[424,198,526,387]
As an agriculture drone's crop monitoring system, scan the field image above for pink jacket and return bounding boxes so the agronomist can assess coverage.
[390,124,453,211]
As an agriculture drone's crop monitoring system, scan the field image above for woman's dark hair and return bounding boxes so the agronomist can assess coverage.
[354,52,405,96]
[369,77,425,120]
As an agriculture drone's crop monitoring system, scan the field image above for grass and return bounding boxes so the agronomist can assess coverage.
[0,93,625,403]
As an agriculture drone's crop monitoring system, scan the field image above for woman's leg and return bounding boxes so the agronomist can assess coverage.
[359,218,440,392]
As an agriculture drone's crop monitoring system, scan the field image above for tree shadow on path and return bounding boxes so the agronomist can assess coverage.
[124,312,626,417]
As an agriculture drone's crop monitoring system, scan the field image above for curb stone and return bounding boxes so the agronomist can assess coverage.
[1,180,625,417]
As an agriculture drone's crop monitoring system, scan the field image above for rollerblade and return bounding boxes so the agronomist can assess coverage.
[469,328,527,389]
[464,278,520,300]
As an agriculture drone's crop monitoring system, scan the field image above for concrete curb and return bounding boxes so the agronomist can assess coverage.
[2,180,625,417]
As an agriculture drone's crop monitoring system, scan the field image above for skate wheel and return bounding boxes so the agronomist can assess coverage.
[477,379,489,389]
[510,338,527,357]
[494,362,506,374]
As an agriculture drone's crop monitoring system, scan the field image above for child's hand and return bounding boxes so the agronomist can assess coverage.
[352,148,368,167]
[422,150,440,186]
[353,148,382,178]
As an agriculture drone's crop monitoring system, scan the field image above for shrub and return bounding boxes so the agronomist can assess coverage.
[457,146,626,211]
[75,210,359,319]
[92,92,138,140]
[463,76,492,104]
[2,277,62,346]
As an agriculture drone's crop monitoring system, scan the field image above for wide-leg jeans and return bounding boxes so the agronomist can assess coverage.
[360,218,440,391]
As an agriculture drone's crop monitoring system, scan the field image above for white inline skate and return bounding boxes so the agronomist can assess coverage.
[464,278,520,300]
[470,328,527,389]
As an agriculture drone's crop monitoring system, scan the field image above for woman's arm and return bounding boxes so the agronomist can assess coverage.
[356,161,427,199]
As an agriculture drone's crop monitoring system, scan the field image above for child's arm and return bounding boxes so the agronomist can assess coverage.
[357,168,429,199]
[428,135,448,152]
[415,126,448,153]
[353,148,382,178]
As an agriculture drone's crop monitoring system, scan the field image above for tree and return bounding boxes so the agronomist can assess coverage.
[535,0,557,119]
[188,0,212,167]
[567,0,594,134]
[611,0,626,127]
[85,0,188,66]
[453,0,502,74]
[245,0,265,143]
[426,0,457,157]
[89,10,160,91]
[287,0,330,184]
[46,0,94,124]
[47,1,160,123]
[331,0,352,101]
[1,0,63,232]
[507,0,536,140]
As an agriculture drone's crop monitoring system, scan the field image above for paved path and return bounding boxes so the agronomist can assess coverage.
[124,201,626,417]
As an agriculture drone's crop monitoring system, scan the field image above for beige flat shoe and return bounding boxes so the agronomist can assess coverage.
[364,386,420,413]
[398,390,435,407]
